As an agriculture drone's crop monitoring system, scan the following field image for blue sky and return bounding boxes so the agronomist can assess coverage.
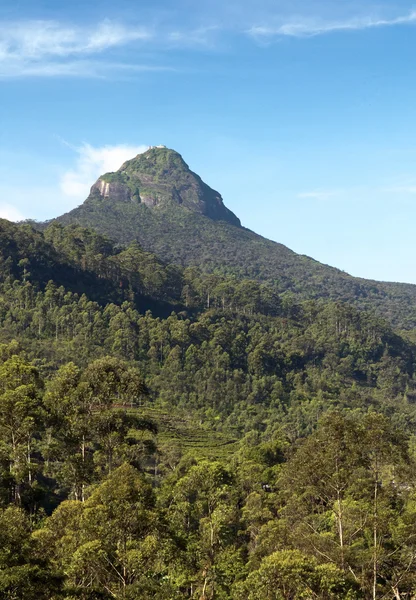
[1,0,416,283]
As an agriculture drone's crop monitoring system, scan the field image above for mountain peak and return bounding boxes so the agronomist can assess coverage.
[88,146,241,227]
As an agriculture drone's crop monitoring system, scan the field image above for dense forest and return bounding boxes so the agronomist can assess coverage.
[2,214,416,599]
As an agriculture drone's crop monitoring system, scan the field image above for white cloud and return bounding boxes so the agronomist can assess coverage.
[0,19,150,60]
[60,143,148,200]
[0,203,25,222]
[0,182,85,222]
[0,19,156,78]
[249,9,416,38]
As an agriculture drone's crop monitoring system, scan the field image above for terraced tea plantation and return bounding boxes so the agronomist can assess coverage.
[139,406,240,461]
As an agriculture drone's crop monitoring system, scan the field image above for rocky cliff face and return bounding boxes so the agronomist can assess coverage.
[87,146,241,227]
[91,179,132,203]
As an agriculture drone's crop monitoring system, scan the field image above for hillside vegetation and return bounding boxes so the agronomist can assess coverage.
[1,216,416,597]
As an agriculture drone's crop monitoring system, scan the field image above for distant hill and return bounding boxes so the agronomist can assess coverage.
[54,146,416,328]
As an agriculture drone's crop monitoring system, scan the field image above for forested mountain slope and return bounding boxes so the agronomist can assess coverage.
[54,146,416,328]
[2,215,416,597]
[1,216,416,446]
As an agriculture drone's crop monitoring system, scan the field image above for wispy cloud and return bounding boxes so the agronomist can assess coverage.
[249,9,416,38]
[0,17,224,78]
[0,19,150,60]
[0,19,156,78]
[1,60,172,79]
[168,25,222,48]
[60,143,148,200]
[4,8,414,77]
